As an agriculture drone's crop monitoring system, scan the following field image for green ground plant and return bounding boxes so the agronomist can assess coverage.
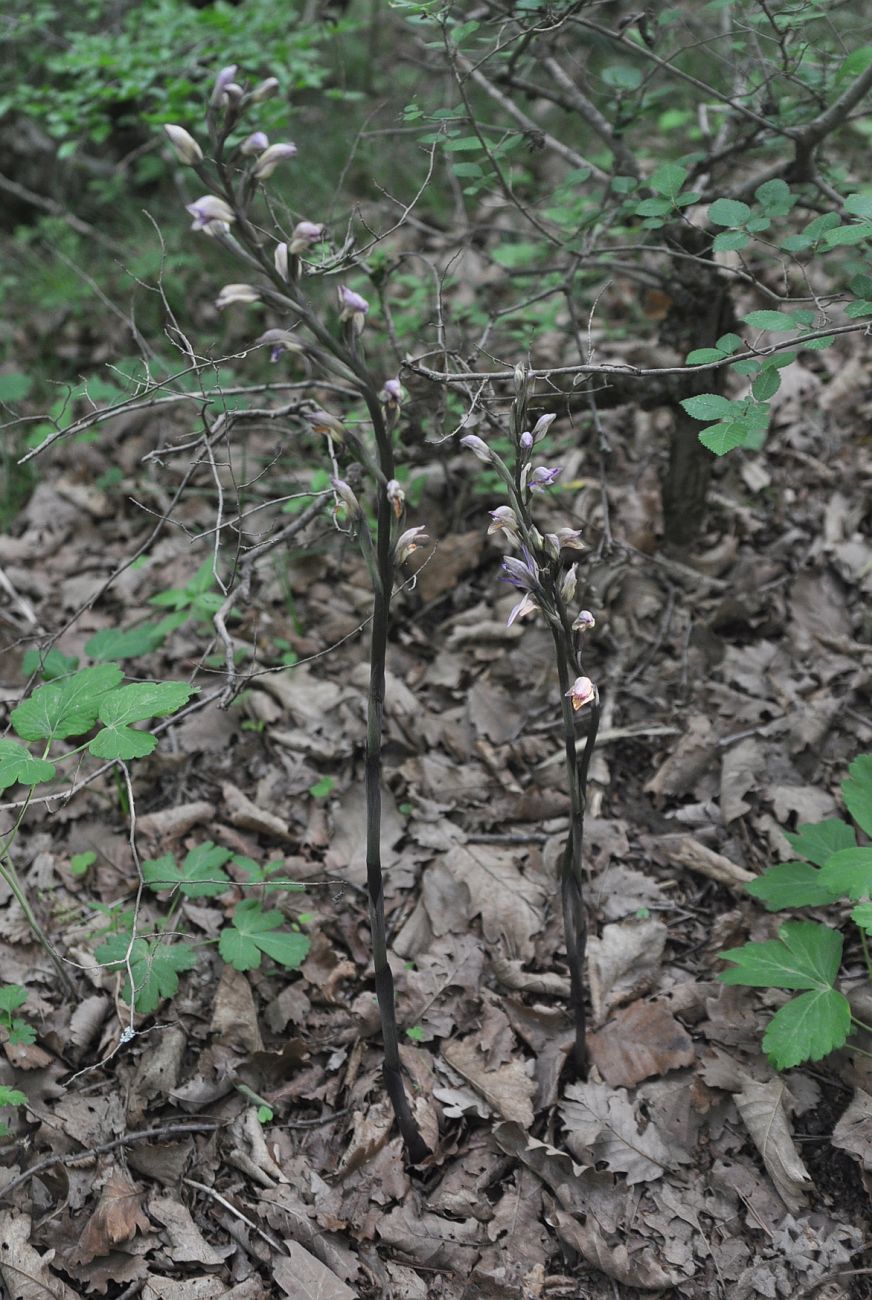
[719,755,872,1069]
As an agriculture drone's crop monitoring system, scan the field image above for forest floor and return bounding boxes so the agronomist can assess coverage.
[1,327,871,1300]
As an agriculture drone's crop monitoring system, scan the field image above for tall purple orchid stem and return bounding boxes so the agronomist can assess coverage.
[194,123,428,1162]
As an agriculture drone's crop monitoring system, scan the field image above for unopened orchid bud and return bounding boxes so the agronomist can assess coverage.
[331,478,361,519]
[216,283,261,309]
[507,591,538,627]
[513,364,528,395]
[306,408,346,442]
[274,242,289,281]
[211,65,239,107]
[531,413,556,442]
[528,465,562,492]
[460,434,492,463]
[566,676,595,711]
[250,76,280,103]
[555,527,584,551]
[164,124,203,166]
[289,221,324,254]
[560,564,578,604]
[487,506,520,540]
[252,142,298,179]
[337,286,369,334]
[395,526,429,564]
[240,131,269,155]
[519,431,533,452]
[386,479,405,518]
[381,378,403,406]
[186,194,235,231]
[256,329,302,362]
[573,609,596,631]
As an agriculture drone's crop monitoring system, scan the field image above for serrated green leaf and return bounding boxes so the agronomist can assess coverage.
[680,393,737,420]
[11,664,123,741]
[784,819,856,867]
[21,648,79,680]
[818,847,872,900]
[8,1019,36,1046]
[745,862,838,911]
[144,842,232,898]
[89,680,193,761]
[85,624,168,661]
[743,310,797,333]
[649,161,687,199]
[699,422,749,456]
[716,333,743,354]
[685,348,728,364]
[0,1086,27,1108]
[95,933,197,1013]
[851,903,872,933]
[708,198,751,227]
[634,197,672,217]
[0,985,27,1014]
[719,920,842,989]
[70,851,96,877]
[752,368,781,401]
[0,741,55,792]
[822,222,872,248]
[219,900,310,972]
[843,755,872,838]
[762,988,851,1069]
[754,179,795,214]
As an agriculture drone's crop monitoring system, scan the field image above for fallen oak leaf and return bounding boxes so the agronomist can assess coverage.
[68,1167,151,1264]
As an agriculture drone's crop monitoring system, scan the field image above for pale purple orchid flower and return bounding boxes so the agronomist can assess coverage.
[331,478,361,519]
[487,506,521,541]
[507,592,539,627]
[531,413,557,442]
[395,526,429,564]
[186,195,235,231]
[215,283,260,309]
[164,125,203,166]
[381,378,403,406]
[519,431,533,452]
[338,285,369,319]
[274,242,289,280]
[528,465,563,492]
[252,142,298,179]
[500,546,539,592]
[289,221,324,254]
[460,434,492,463]
[573,609,596,631]
[251,77,280,103]
[256,329,302,362]
[386,479,405,518]
[240,131,269,155]
[306,409,346,442]
[560,564,578,604]
[566,676,595,711]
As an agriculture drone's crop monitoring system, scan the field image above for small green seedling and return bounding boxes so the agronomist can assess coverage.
[0,1085,28,1137]
[70,851,97,877]
[719,754,872,1069]
[0,985,36,1046]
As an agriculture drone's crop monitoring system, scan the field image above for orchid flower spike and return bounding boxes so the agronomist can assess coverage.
[210,65,238,108]
[381,378,403,406]
[500,547,540,592]
[250,77,280,103]
[240,131,269,155]
[256,329,303,362]
[274,242,289,281]
[507,591,539,627]
[560,564,578,605]
[528,465,563,493]
[338,285,369,334]
[487,506,521,542]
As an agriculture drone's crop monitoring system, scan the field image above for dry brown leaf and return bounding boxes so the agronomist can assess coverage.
[552,1209,681,1291]
[588,998,695,1086]
[142,1279,229,1300]
[443,843,544,960]
[136,801,215,842]
[209,964,264,1054]
[68,1167,151,1264]
[559,1081,672,1183]
[148,1195,232,1265]
[587,917,667,1025]
[644,715,717,801]
[127,1025,187,1122]
[4,1039,53,1069]
[442,1037,535,1127]
[274,1241,358,1300]
[68,995,111,1052]
[733,1078,812,1214]
[648,833,755,888]
[222,781,292,840]
[832,1088,872,1171]
[0,1211,79,1298]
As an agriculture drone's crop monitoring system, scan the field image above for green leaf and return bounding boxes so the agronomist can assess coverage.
[818,847,872,900]
[851,903,872,933]
[0,374,32,403]
[649,161,688,199]
[0,741,55,792]
[219,900,310,973]
[698,422,749,456]
[743,310,797,333]
[745,862,838,911]
[95,933,197,1014]
[685,348,728,364]
[845,194,872,219]
[843,755,872,837]
[708,198,751,227]
[8,1018,36,1047]
[837,47,872,81]
[762,988,851,1069]
[11,665,123,741]
[822,222,872,248]
[679,393,737,420]
[0,1086,27,1109]
[716,333,743,354]
[70,851,97,877]
[784,819,856,867]
[0,985,27,1015]
[752,367,781,401]
[634,197,672,217]
[85,624,168,661]
[719,920,842,990]
[89,681,193,761]
[712,230,750,252]
[754,179,795,215]
[144,841,232,898]
[309,776,335,799]
[21,648,79,680]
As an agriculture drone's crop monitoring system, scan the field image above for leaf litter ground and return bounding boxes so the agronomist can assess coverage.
[1,337,872,1298]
